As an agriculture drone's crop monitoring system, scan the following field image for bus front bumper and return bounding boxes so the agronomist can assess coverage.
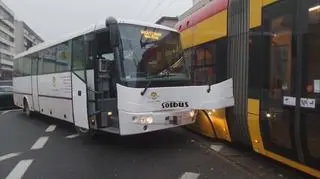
[118,109,197,135]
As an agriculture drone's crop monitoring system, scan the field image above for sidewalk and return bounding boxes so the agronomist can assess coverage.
[186,129,309,179]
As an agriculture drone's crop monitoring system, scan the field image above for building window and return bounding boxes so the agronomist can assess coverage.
[0,7,14,24]
[0,41,10,51]
[0,20,14,33]
[0,30,14,42]
[0,53,12,61]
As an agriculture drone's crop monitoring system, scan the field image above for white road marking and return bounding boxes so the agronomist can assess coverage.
[45,125,56,132]
[65,134,79,139]
[210,144,223,152]
[180,172,200,179]
[0,109,23,117]
[30,136,49,150]
[0,152,21,162]
[5,159,33,179]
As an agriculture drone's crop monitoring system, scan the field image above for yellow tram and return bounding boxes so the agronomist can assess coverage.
[176,0,320,177]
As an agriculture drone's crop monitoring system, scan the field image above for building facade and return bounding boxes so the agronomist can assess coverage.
[155,16,178,28]
[0,0,15,80]
[14,20,43,55]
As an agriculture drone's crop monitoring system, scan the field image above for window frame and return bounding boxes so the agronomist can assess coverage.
[55,40,72,73]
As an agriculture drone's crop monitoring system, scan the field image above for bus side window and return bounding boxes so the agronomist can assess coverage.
[72,37,86,71]
[84,33,96,70]
[42,47,56,74]
[31,53,38,76]
[23,56,32,76]
[13,58,20,77]
[18,58,24,76]
[72,36,86,80]
[38,51,44,75]
[56,41,72,73]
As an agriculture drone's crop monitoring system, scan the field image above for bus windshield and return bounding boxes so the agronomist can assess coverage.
[118,24,189,82]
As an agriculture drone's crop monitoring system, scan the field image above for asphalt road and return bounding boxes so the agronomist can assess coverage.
[0,110,308,179]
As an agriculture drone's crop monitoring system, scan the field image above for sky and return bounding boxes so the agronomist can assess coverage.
[3,0,192,41]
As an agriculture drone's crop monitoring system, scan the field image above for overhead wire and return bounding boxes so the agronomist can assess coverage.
[136,0,152,18]
[151,0,176,22]
[140,0,163,21]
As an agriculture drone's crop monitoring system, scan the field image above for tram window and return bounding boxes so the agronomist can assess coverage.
[269,16,293,148]
[249,29,263,98]
[193,43,215,85]
[183,49,192,72]
[303,1,320,167]
[269,15,293,95]
[261,8,295,152]
[303,5,320,95]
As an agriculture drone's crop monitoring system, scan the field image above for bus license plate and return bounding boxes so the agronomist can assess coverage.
[167,116,182,125]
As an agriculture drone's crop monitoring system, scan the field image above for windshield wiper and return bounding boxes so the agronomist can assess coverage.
[140,74,173,96]
[140,80,152,96]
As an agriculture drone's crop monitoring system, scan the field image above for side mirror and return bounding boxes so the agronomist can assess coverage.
[106,17,120,47]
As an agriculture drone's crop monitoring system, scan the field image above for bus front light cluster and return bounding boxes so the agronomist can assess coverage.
[133,116,153,124]
[189,110,195,118]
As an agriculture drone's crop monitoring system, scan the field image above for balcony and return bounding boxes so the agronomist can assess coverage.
[0,36,14,47]
[0,25,14,38]
[0,48,13,57]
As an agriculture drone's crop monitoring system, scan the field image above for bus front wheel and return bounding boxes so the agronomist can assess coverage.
[75,126,97,138]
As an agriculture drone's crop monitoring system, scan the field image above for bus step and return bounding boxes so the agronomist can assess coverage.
[100,127,120,134]
[88,111,101,117]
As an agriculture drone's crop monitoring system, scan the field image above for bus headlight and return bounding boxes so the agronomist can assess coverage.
[189,110,195,118]
[133,116,153,124]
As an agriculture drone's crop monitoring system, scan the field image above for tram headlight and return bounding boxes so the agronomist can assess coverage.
[266,113,272,118]
[133,116,153,124]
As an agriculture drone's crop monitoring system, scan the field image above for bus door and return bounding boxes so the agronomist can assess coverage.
[72,36,89,130]
[300,0,320,170]
[259,0,298,162]
[31,56,40,112]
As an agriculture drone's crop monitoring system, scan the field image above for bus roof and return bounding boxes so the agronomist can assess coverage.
[15,18,177,59]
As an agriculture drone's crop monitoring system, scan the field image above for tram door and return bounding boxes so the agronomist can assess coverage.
[300,0,320,170]
[259,0,298,162]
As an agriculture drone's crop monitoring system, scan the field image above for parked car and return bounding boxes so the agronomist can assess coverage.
[0,80,12,86]
[0,86,15,110]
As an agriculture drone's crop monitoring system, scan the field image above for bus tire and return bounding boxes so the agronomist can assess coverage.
[23,98,31,117]
[75,126,97,139]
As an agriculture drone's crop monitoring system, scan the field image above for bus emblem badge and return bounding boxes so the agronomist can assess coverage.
[150,92,159,100]
[52,76,56,87]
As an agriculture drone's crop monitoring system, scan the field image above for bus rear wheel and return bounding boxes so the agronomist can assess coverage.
[23,99,31,117]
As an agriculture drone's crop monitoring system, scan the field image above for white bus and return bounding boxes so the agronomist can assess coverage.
[13,17,234,136]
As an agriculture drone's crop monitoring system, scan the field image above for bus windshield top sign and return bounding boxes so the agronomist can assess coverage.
[140,30,162,40]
